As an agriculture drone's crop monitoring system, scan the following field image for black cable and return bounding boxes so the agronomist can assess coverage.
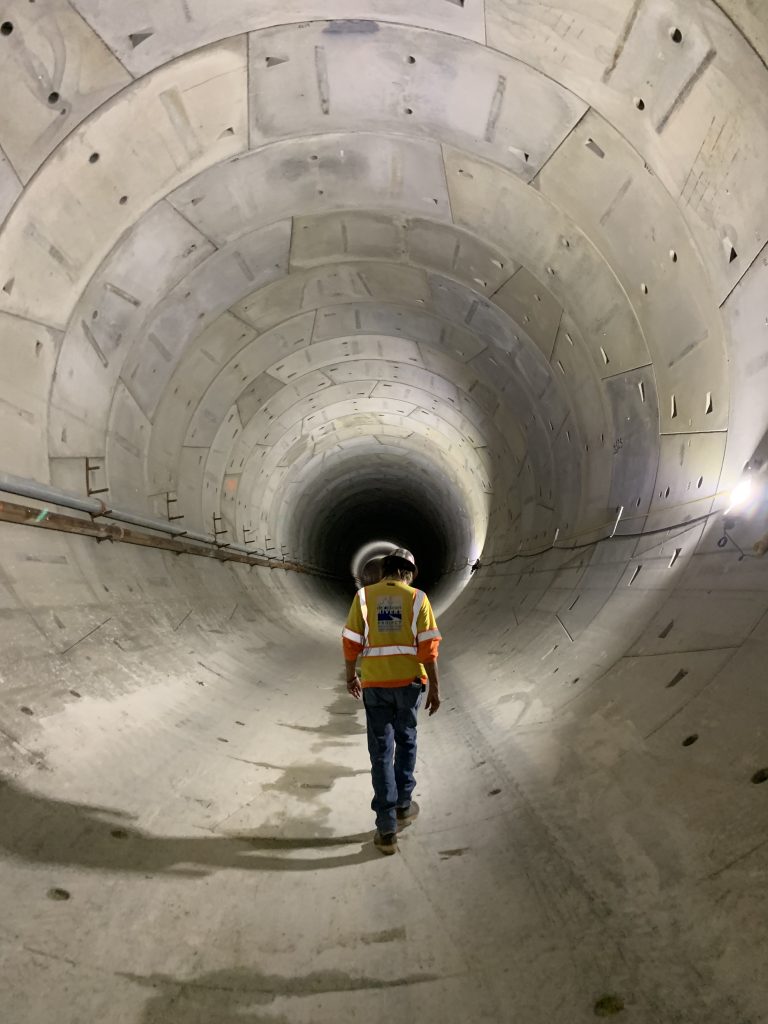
[475,508,725,569]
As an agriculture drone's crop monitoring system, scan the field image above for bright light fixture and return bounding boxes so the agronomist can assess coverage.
[727,477,754,513]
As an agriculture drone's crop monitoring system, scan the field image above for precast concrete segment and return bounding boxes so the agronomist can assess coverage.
[1,1,768,1022]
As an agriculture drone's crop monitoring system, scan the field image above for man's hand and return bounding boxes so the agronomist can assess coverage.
[425,687,441,716]
[424,662,441,716]
[346,675,362,700]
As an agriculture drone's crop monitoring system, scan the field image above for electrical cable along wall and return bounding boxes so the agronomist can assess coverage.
[0,2,767,1022]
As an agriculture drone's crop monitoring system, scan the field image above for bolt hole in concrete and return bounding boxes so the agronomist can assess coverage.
[89,152,100,164]
[682,735,699,747]
[585,137,604,158]
[47,91,60,104]
[69,690,81,698]
[489,788,502,796]
[20,706,34,715]
[670,26,683,43]
[406,55,416,63]
[641,282,649,294]
[752,768,768,784]
[670,249,678,262]
[634,97,645,110]
[111,829,129,840]
[119,195,128,204]
[667,669,688,689]
[47,888,71,901]
[594,994,625,1016]
[404,107,414,115]
[1,21,13,34]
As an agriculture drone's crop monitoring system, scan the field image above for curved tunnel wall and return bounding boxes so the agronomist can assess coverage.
[1,2,767,1021]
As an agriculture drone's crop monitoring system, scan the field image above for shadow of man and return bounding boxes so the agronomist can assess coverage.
[0,776,378,876]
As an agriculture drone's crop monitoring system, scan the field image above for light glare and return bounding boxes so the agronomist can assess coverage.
[728,478,753,512]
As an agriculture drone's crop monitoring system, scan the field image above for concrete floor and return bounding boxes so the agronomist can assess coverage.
[1,1,767,1022]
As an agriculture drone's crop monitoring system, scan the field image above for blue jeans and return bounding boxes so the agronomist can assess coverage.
[363,681,425,835]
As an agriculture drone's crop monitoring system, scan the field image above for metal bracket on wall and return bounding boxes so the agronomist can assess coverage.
[166,492,185,523]
[85,456,109,497]
[213,513,230,548]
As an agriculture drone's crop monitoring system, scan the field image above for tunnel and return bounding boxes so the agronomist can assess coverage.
[0,1,767,1021]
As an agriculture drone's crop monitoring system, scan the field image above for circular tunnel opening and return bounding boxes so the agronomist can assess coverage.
[281,451,478,603]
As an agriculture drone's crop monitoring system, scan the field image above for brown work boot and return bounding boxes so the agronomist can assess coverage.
[396,800,420,826]
[373,830,398,855]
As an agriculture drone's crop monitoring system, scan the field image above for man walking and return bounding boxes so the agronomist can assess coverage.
[342,548,441,855]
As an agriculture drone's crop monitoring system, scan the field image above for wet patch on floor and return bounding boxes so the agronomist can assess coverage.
[278,692,366,741]
[128,964,443,1020]
[438,848,469,860]
[360,926,407,944]
[594,994,625,1016]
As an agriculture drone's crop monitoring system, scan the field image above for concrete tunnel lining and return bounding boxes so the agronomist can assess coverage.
[0,1,768,1021]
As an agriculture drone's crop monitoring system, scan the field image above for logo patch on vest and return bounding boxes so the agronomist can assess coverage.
[376,596,403,633]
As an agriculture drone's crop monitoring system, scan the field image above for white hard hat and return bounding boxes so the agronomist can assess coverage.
[389,547,418,576]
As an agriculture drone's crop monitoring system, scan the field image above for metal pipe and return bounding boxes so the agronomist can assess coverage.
[109,508,211,544]
[0,497,340,577]
[0,470,217,544]
[0,470,344,577]
[0,471,103,516]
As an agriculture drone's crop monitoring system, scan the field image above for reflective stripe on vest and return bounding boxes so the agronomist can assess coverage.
[411,590,426,637]
[416,627,440,642]
[357,587,369,644]
[342,627,364,644]
[362,644,419,657]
